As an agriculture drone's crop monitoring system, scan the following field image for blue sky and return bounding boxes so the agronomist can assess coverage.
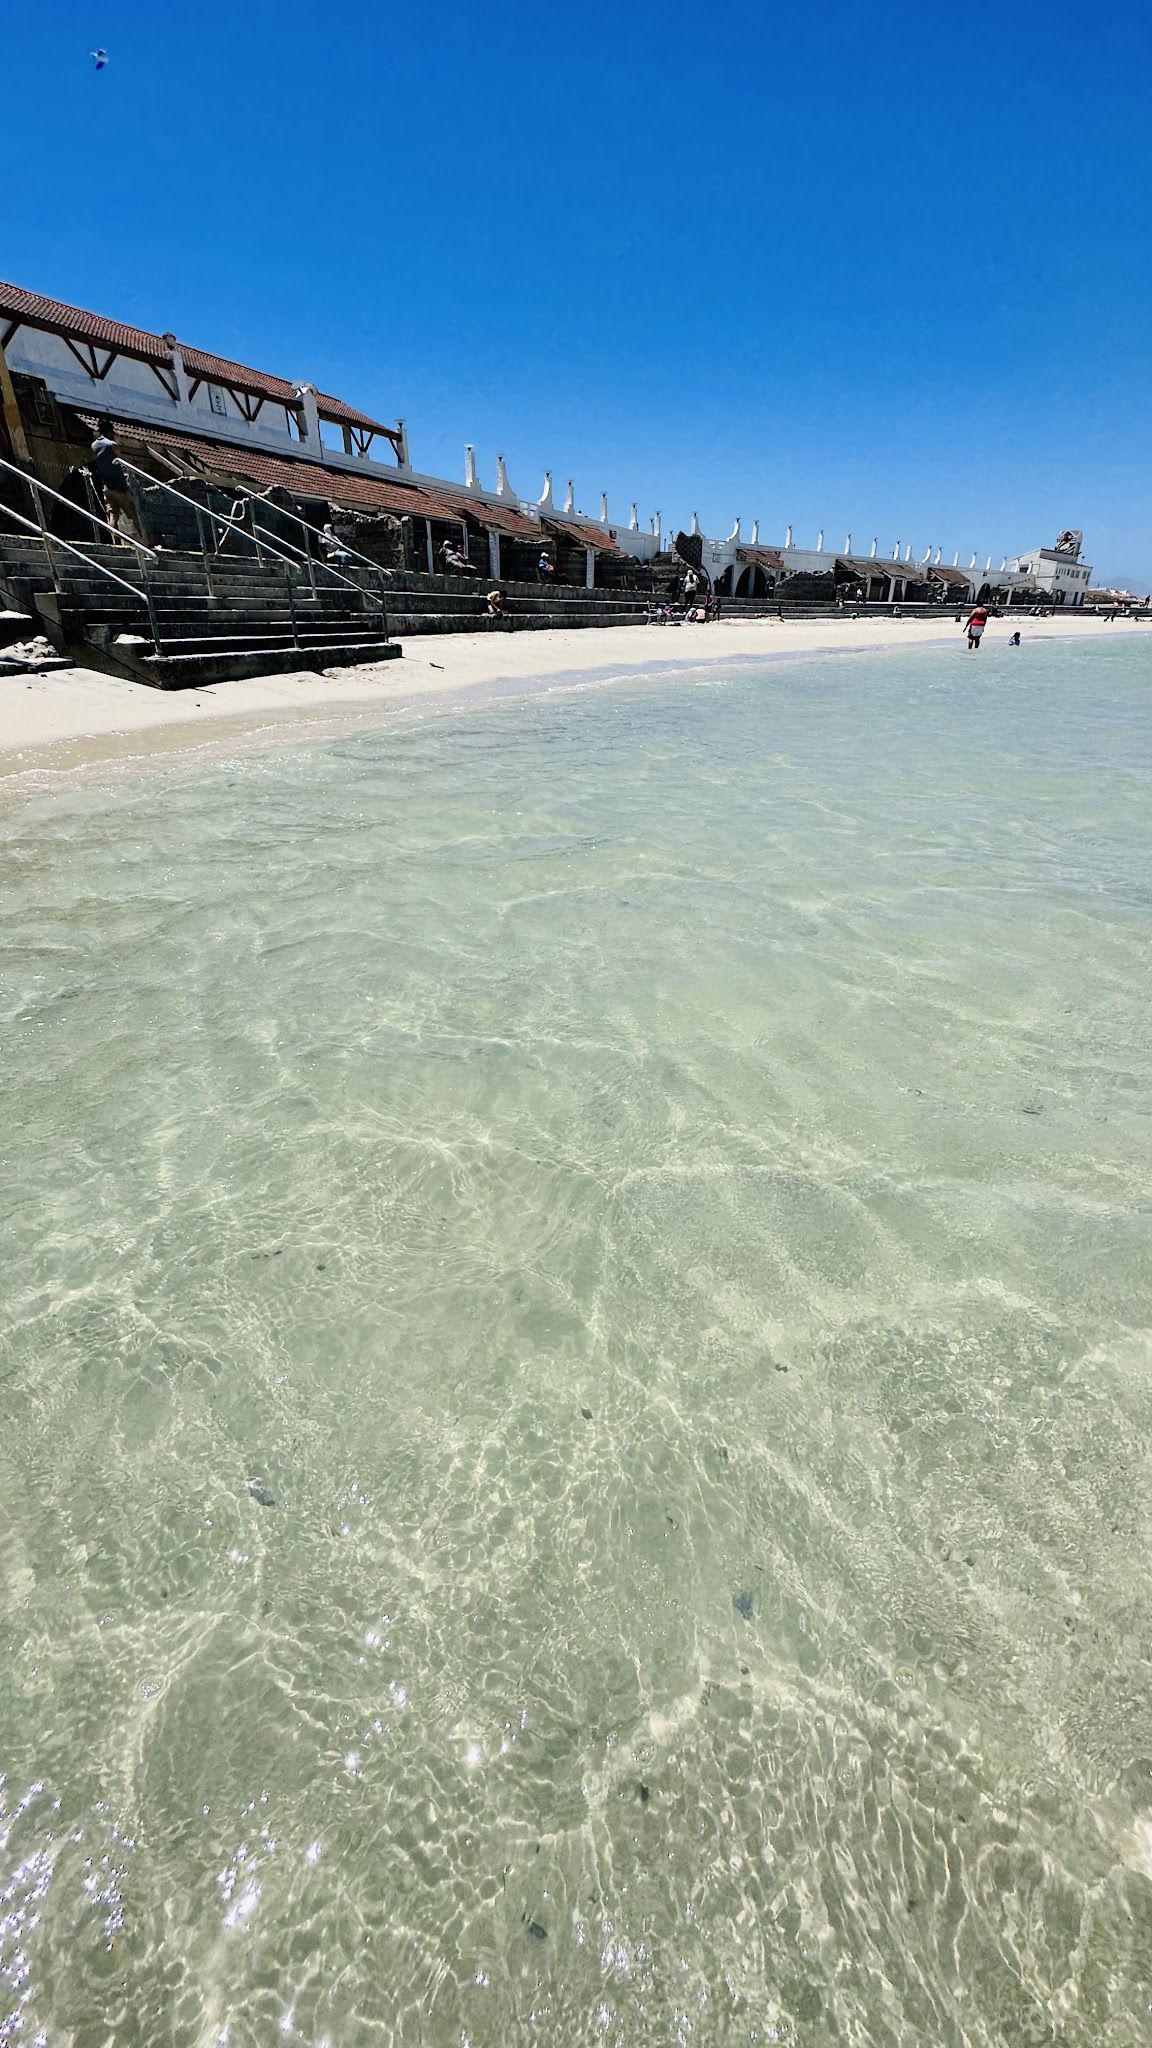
[6,0,1151,585]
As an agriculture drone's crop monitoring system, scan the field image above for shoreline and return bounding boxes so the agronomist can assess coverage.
[0,612,1143,784]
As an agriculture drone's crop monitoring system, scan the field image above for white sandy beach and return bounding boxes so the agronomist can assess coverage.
[0,611,1142,778]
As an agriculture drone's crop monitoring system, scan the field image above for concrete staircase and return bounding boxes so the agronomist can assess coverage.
[381,570,655,634]
[0,533,398,687]
[378,571,827,635]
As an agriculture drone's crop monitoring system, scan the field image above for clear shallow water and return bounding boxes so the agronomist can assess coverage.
[2,637,1152,2047]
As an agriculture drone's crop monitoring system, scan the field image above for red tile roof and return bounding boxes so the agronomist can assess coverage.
[442,493,542,538]
[0,278,390,435]
[195,445,465,523]
[0,278,171,355]
[81,415,466,524]
[542,516,622,554]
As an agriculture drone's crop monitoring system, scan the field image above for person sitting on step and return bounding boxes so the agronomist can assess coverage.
[319,521,354,566]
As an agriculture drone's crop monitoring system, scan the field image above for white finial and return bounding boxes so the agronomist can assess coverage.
[495,454,513,499]
[785,524,793,547]
[1000,557,1007,572]
[984,555,992,572]
[629,502,639,530]
[727,515,741,541]
[892,542,900,561]
[934,547,941,565]
[538,470,554,509]
[817,529,824,552]
[970,553,978,569]
[465,445,480,489]
[952,551,958,566]
[651,511,661,541]
[904,544,912,563]
[751,520,760,544]
[564,479,575,513]
[691,511,701,537]
[844,533,852,554]
[921,546,931,564]
[869,537,877,557]
[599,492,609,526]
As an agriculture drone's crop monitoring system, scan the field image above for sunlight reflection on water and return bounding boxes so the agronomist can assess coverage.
[2,637,1152,2044]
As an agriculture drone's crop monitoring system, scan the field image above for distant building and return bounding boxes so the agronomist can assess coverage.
[1007,531,1092,606]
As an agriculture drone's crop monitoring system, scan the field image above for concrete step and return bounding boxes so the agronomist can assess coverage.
[58,595,385,620]
[151,628,389,656]
[390,611,648,635]
[137,639,400,688]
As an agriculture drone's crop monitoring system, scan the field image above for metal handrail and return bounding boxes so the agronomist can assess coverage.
[135,464,390,637]
[0,496,161,651]
[220,477,393,588]
[0,452,159,562]
[117,458,301,572]
[117,458,389,644]
[250,517,389,620]
[166,467,389,624]
[116,457,315,649]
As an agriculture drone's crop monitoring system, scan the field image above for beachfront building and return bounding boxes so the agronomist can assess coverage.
[1006,532,1093,606]
[0,279,404,464]
[0,278,674,594]
[0,276,1090,623]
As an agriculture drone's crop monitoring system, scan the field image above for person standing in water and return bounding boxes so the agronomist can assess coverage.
[964,604,988,650]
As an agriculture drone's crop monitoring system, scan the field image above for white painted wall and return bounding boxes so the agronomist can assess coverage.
[1008,549,1092,603]
[605,527,657,561]
[5,325,304,444]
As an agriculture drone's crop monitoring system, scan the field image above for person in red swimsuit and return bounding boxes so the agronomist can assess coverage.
[965,606,988,650]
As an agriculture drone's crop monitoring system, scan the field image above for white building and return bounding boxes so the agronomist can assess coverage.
[1007,531,1092,606]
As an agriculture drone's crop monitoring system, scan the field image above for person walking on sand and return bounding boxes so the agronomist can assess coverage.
[964,604,988,650]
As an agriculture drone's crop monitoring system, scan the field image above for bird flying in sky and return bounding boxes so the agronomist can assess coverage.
[90,49,108,69]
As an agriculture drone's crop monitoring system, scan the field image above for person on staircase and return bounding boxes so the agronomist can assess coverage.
[319,521,355,567]
[440,537,474,576]
[89,418,143,544]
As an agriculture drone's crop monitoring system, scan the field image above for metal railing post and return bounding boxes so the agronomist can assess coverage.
[24,478,62,593]
[285,569,300,651]
[144,588,162,656]
[194,505,216,599]
[128,473,146,551]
